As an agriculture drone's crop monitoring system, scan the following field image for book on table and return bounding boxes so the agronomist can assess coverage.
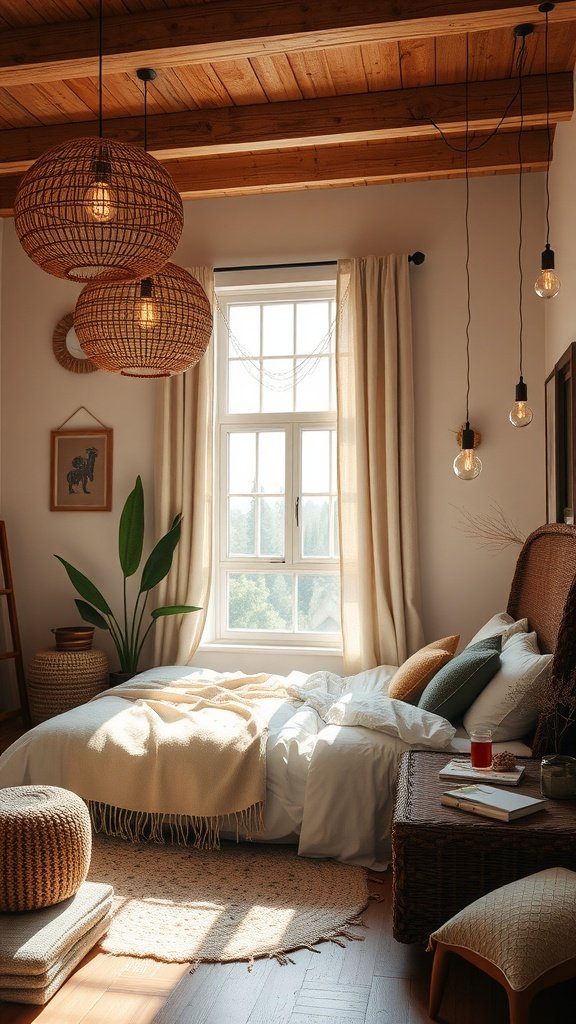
[441,784,547,822]
[439,758,526,786]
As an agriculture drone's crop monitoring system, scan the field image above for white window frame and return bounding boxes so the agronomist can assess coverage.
[210,275,341,650]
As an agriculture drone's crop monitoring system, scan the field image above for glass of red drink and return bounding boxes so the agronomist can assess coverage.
[469,726,493,769]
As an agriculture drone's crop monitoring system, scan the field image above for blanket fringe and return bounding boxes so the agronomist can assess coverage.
[88,800,265,850]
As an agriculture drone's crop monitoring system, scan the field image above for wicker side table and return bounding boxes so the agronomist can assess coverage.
[27,648,109,724]
[391,750,576,945]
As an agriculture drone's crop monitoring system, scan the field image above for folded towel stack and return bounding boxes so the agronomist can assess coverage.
[0,881,114,1005]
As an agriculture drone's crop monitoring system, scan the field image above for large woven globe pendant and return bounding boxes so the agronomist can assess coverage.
[74,263,213,378]
[14,137,184,283]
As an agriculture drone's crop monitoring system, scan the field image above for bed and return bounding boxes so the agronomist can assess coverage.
[0,523,574,871]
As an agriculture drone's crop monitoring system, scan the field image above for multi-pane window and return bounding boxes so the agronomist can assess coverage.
[214,280,340,646]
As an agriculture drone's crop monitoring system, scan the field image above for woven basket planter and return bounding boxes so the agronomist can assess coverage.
[0,786,92,912]
[27,648,109,724]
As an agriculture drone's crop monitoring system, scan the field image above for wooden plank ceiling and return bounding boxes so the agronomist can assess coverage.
[0,0,575,215]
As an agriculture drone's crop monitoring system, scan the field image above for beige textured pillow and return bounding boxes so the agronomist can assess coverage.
[388,636,459,704]
[428,867,576,992]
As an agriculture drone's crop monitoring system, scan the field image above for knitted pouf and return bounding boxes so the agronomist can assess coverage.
[27,648,109,724]
[0,786,92,913]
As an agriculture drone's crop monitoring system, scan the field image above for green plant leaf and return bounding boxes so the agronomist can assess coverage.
[75,599,110,631]
[55,555,112,615]
[151,605,202,619]
[140,519,182,593]
[119,476,144,578]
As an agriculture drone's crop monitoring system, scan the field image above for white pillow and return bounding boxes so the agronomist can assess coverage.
[297,666,398,699]
[324,693,456,749]
[463,631,552,741]
[466,611,529,648]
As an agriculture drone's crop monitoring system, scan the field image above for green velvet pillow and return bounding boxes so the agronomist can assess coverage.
[417,635,501,721]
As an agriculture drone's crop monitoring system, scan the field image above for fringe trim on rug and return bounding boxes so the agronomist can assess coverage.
[88,800,265,849]
[186,913,368,975]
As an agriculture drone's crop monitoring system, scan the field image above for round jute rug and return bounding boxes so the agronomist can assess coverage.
[87,835,368,966]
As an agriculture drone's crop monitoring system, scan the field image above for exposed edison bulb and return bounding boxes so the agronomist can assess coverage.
[84,179,115,223]
[453,447,482,480]
[509,376,533,427]
[138,278,158,328]
[509,400,533,427]
[453,423,482,480]
[84,151,115,223]
[534,268,560,299]
[535,243,560,299]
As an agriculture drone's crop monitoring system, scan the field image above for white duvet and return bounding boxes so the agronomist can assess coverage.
[0,664,459,870]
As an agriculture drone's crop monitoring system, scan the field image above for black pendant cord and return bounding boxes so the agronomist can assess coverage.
[543,4,552,247]
[464,36,471,426]
[144,77,148,152]
[98,0,103,139]
[516,33,528,381]
[136,69,157,153]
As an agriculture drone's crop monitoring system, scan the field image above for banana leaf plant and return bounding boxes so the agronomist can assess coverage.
[55,475,200,674]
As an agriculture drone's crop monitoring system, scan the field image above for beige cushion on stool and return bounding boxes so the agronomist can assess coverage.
[0,785,92,912]
[427,867,576,1024]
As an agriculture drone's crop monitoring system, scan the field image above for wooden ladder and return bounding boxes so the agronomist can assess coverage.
[0,520,29,727]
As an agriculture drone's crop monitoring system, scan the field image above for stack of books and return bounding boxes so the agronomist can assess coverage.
[441,784,547,822]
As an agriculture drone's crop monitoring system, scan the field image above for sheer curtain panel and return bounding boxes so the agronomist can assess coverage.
[153,266,214,665]
[336,256,424,673]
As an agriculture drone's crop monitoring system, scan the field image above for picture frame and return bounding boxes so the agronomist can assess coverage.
[50,428,113,512]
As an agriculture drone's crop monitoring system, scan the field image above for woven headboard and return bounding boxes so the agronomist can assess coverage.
[506,523,576,755]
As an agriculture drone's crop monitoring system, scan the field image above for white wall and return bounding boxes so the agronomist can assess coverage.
[1,172,547,678]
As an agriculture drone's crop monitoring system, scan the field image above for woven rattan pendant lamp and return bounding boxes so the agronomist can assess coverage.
[73,263,213,377]
[13,1,183,284]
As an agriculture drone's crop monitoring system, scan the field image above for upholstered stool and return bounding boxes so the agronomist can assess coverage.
[0,786,92,912]
[427,867,576,1024]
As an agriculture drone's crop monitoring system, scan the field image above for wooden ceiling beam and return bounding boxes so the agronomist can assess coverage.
[1,1,576,86]
[0,128,552,214]
[0,74,570,173]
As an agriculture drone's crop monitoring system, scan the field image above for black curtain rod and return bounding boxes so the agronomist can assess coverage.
[215,252,425,273]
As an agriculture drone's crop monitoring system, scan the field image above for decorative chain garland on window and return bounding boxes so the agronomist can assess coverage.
[214,284,349,392]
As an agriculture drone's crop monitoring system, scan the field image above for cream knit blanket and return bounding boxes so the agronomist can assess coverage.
[86,673,291,847]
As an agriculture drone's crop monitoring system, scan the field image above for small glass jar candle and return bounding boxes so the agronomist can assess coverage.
[540,754,576,799]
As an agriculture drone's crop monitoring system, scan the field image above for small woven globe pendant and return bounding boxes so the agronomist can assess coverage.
[74,263,212,377]
[14,137,184,283]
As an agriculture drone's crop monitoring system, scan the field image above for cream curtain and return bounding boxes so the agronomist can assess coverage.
[336,256,424,673]
[153,266,214,665]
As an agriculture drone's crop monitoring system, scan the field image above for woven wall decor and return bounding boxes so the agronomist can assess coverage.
[14,137,183,284]
[74,262,213,378]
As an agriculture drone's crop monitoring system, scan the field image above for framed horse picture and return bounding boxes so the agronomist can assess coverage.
[50,428,113,511]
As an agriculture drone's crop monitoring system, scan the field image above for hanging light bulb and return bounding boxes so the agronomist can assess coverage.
[535,3,560,298]
[453,40,482,480]
[535,243,560,298]
[138,278,159,328]
[509,376,533,427]
[454,423,482,480]
[510,24,534,428]
[84,147,115,223]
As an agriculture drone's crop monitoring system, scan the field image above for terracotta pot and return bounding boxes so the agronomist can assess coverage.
[51,626,94,651]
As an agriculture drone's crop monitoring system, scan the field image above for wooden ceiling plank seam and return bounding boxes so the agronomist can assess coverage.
[287,49,337,100]
[361,40,402,92]
[397,36,436,90]
[248,53,302,102]
[3,1,576,87]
